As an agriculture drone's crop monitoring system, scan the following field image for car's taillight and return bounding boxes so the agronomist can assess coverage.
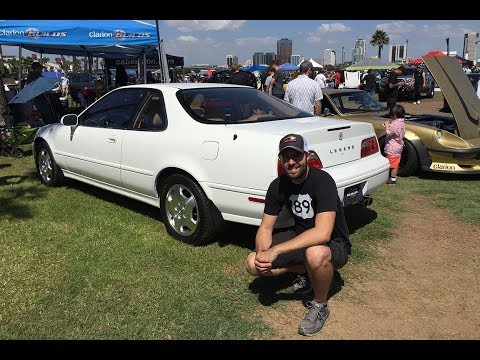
[277,150,323,176]
[361,136,379,158]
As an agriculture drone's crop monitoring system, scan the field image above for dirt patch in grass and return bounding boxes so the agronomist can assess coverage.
[255,194,480,339]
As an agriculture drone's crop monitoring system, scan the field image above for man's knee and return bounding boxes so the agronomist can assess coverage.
[304,245,330,269]
[245,252,257,276]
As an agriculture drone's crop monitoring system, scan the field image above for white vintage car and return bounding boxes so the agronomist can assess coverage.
[33,83,389,245]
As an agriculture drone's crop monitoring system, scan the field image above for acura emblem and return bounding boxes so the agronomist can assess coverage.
[338,132,343,140]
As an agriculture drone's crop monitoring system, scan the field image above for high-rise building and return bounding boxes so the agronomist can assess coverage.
[265,52,276,66]
[463,32,479,61]
[226,55,238,68]
[352,38,366,64]
[388,44,407,63]
[252,52,265,65]
[323,49,336,66]
[291,55,301,66]
[277,38,292,65]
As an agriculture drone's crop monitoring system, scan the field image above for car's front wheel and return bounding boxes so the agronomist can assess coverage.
[35,142,64,186]
[159,174,217,246]
[426,83,435,98]
[379,137,419,177]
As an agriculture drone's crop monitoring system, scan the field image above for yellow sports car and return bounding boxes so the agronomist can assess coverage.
[320,55,480,176]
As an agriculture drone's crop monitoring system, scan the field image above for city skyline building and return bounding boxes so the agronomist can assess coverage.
[323,49,336,66]
[291,54,301,66]
[388,44,407,63]
[277,38,292,65]
[226,55,238,68]
[352,38,366,64]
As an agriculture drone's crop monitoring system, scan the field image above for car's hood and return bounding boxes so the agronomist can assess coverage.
[423,55,480,140]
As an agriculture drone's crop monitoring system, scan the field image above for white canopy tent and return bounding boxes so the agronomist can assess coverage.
[308,58,323,68]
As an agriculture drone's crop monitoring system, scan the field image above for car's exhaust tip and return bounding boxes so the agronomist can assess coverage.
[362,196,373,207]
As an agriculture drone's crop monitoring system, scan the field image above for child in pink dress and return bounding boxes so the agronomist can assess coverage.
[384,104,406,184]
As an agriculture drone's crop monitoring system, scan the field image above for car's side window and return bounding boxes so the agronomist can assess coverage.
[133,91,167,131]
[79,88,147,128]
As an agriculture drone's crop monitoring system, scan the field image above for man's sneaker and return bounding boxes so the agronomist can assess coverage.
[385,177,397,185]
[417,100,421,104]
[298,301,330,336]
[412,101,417,104]
[291,273,313,294]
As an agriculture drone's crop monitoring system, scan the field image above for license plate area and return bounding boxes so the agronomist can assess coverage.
[343,183,364,206]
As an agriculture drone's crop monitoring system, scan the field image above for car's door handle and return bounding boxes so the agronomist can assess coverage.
[107,137,116,143]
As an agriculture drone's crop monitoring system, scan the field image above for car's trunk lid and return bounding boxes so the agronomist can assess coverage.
[423,55,480,140]
[226,116,376,168]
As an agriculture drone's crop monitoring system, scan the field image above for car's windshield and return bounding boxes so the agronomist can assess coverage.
[177,87,312,123]
[327,91,387,114]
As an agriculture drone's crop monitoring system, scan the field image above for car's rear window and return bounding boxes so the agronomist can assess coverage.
[177,87,311,124]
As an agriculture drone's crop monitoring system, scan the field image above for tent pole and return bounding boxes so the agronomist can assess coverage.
[143,52,147,84]
[155,20,168,83]
[18,46,22,89]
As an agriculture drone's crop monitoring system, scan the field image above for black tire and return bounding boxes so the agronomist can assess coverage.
[159,174,217,246]
[379,137,419,177]
[35,142,64,186]
[398,140,419,177]
[426,83,435,98]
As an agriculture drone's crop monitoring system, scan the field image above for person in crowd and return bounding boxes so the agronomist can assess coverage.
[26,62,58,124]
[269,60,286,99]
[60,75,70,97]
[383,104,406,185]
[264,66,275,94]
[115,64,128,88]
[361,69,376,96]
[412,66,426,104]
[26,61,44,84]
[146,71,156,84]
[226,63,256,87]
[386,66,406,110]
[334,69,341,89]
[245,133,351,336]
[314,68,327,89]
[477,80,480,99]
[260,70,269,92]
[284,60,323,115]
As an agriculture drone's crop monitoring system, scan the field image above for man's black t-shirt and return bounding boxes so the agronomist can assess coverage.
[271,69,285,97]
[227,71,256,87]
[264,168,350,247]
[387,71,399,101]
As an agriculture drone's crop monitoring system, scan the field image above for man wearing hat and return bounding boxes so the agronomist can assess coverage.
[245,133,351,336]
[386,65,406,109]
[284,60,323,115]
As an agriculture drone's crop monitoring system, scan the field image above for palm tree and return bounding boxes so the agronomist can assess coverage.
[370,30,390,59]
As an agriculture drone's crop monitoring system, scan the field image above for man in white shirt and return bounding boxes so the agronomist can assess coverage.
[284,61,323,115]
[314,69,327,89]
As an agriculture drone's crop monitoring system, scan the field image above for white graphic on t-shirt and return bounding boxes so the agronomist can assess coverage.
[289,194,314,219]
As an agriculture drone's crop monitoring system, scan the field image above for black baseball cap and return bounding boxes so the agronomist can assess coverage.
[299,60,313,72]
[278,134,308,155]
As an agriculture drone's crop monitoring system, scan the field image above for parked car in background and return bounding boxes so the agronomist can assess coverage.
[207,68,257,88]
[319,55,480,176]
[33,82,389,246]
[377,65,436,101]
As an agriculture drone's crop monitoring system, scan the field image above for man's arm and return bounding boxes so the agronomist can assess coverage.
[255,213,277,253]
[314,100,322,116]
[270,211,335,257]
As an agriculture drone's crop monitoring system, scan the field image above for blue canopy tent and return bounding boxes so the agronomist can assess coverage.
[243,64,267,72]
[0,20,170,83]
[279,63,299,71]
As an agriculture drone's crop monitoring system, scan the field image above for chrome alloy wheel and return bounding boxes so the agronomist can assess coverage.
[164,184,198,236]
[37,148,53,183]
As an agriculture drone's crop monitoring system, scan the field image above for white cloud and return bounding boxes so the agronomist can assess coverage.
[315,23,351,33]
[177,35,198,43]
[164,20,247,33]
[376,21,416,35]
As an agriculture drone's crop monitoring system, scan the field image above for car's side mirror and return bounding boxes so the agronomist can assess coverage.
[62,114,79,126]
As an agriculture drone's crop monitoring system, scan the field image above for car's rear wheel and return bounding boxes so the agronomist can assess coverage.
[159,174,217,246]
[36,142,64,186]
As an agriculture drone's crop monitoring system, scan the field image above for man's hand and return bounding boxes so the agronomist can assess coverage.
[254,248,279,274]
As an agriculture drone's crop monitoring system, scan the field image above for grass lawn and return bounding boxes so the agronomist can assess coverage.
[0,154,479,340]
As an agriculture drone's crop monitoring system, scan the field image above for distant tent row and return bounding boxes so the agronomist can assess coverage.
[345,57,398,71]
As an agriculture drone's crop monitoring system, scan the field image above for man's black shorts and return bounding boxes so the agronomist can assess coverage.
[270,229,350,270]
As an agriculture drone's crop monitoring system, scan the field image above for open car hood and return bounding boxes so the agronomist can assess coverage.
[422,55,480,140]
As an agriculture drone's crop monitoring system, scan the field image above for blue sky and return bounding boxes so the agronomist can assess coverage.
[3,20,480,66]
[154,20,480,66]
